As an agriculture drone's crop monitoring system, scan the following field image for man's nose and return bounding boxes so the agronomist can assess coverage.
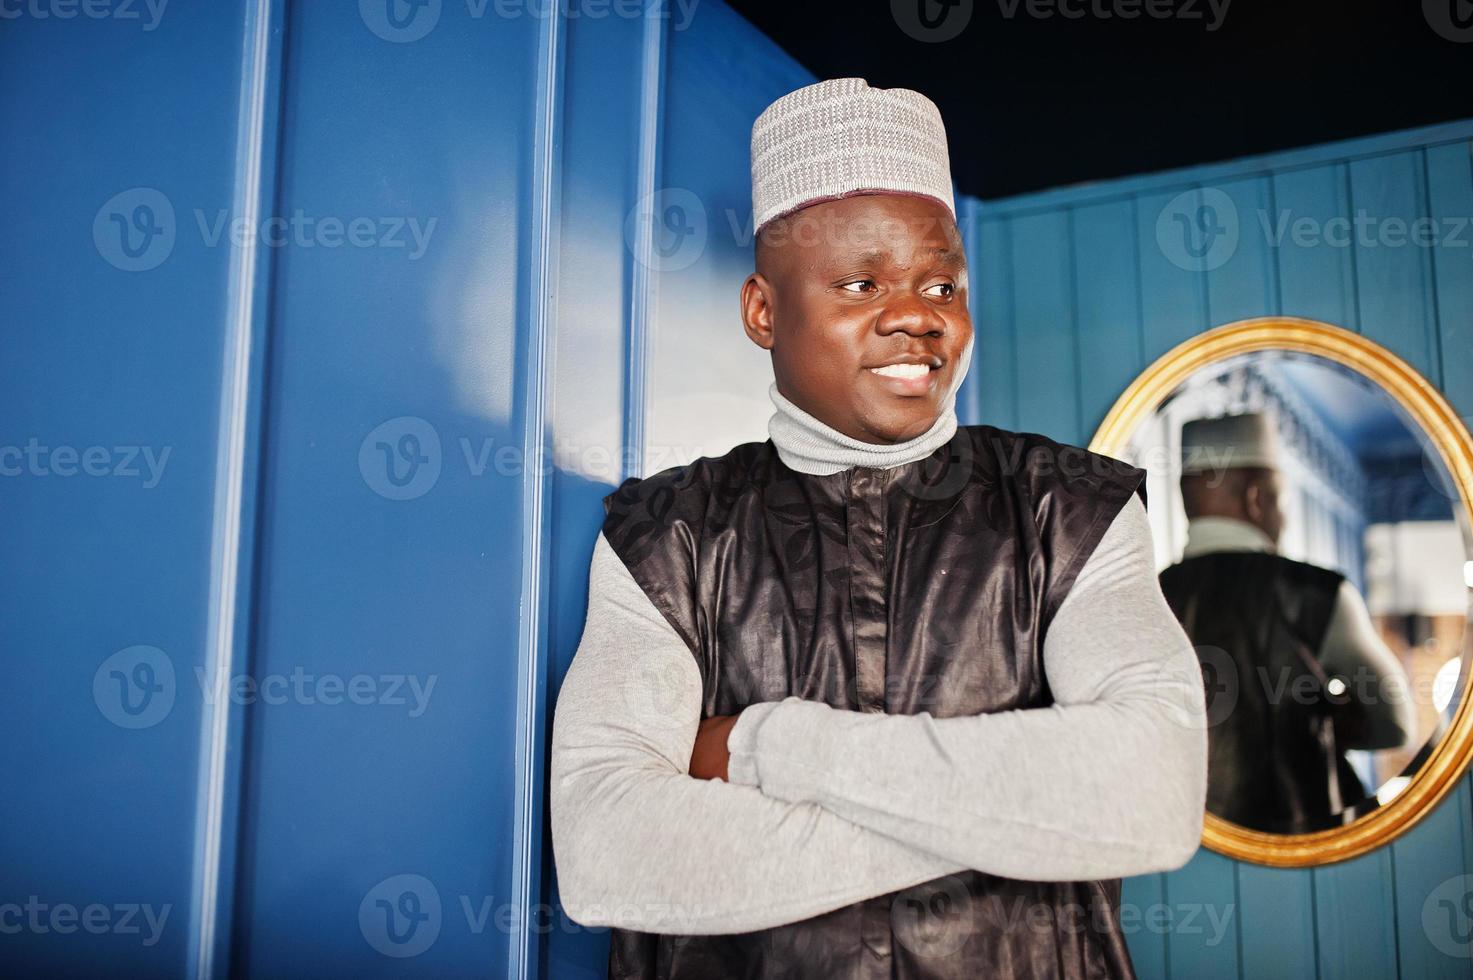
[875,290,947,335]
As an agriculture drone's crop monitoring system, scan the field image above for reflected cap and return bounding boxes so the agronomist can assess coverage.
[1180,411,1282,475]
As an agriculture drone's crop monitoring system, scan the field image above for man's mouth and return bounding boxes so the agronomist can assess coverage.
[866,361,940,395]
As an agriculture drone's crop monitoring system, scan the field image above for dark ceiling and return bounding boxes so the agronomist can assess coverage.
[727,0,1472,200]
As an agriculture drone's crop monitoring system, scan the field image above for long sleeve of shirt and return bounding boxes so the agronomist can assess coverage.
[724,493,1208,881]
[1316,578,1418,751]
[549,530,972,936]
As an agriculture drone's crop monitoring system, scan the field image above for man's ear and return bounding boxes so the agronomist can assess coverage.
[1243,478,1265,524]
[740,272,776,350]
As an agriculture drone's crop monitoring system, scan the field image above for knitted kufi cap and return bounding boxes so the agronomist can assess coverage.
[750,77,956,235]
[1180,412,1282,475]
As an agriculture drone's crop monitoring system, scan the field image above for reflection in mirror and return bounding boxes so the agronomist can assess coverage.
[1124,350,1472,835]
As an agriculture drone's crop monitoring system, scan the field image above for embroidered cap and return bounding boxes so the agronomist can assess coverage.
[750,77,956,236]
[1180,411,1282,475]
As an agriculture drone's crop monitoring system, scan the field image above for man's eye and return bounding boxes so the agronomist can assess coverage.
[924,282,955,299]
[840,279,876,293]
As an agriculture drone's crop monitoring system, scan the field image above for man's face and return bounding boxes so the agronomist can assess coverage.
[739,194,972,444]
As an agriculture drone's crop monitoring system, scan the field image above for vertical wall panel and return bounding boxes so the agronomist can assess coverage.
[644,1,814,465]
[1348,152,1440,383]
[956,197,984,425]
[1163,850,1241,980]
[0,4,251,976]
[1272,164,1358,329]
[1425,141,1473,418]
[1072,199,1146,434]
[1204,176,1279,324]
[1237,866,1317,980]
[1313,851,1400,980]
[232,3,544,976]
[541,7,649,978]
[1009,210,1080,443]
[975,217,1019,430]
[1389,780,1472,979]
[1135,187,1210,359]
[1120,873,1170,980]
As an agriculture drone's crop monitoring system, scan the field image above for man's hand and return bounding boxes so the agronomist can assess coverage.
[690,712,741,781]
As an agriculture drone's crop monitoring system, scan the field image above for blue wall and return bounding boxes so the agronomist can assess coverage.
[2,0,1469,977]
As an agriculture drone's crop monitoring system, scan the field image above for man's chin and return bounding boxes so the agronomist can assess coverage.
[859,404,944,444]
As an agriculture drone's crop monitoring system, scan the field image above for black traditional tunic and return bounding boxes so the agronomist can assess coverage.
[597,423,1147,979]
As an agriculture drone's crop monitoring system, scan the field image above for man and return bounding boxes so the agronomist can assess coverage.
[1158,411,1416,835]
[550,77,1207,979]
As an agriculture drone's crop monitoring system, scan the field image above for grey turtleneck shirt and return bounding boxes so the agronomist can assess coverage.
[549,386,1208,935]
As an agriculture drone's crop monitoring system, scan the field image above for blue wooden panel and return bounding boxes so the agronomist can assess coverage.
[1425,141,1473,419]
[1072,199,1145,435]
[0,3,249,976]
[230,3,544,976]
[1238,865,1317,979]
[1314,850,1400,979]
[1348,152,1440,384]
[1163,849,1240,980]
[975,217,1019,430]
[542,7,651,978]
[1135,187,1210,359]
[645,0,814,461]
[1009,211,1080,443]
[1203,176,1278,324]
[1391,778,1473,978]
[956,197,984,425]
[1120,873,1169,980]
[1272,163,1359,329]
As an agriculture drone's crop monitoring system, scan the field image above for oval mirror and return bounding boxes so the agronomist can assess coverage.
[1092,317,1473,866]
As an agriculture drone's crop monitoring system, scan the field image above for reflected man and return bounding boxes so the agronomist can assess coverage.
[1158,411,1416,833]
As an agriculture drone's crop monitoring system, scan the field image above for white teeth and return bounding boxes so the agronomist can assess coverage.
[869,363,931,378]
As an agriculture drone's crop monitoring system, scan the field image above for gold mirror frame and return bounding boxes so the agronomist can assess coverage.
[1091,317,1473,867]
